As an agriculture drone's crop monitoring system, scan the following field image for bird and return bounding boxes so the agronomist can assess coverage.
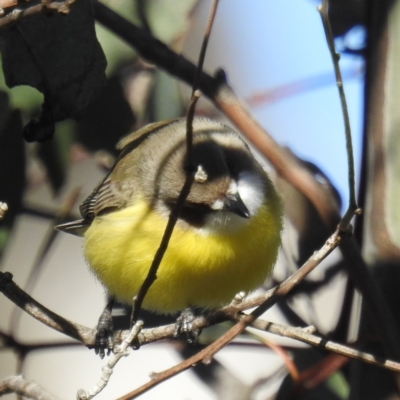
[56,117,283,349]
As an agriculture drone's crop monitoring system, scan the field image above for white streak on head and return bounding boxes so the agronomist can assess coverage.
[211,199,224,211]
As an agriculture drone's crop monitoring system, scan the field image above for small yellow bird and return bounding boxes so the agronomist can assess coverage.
[57,117,283,340]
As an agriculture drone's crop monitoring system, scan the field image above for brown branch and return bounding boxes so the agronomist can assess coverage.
[318,0,359,231]
[0,375,59,400]
[131,171,195,322]
[3,239,400,399]
[190,0,219,96]
[199,229,342,364]
[0,0,77,29]
[246,67,361,107]
[251,320,400,373]
[0,271,95,346]
[131,0,219,323]
[317,0,400,361]
[119,317,400,400]
[77,322,144,400]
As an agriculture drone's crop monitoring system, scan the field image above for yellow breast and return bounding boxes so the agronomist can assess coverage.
[83,198,282,312]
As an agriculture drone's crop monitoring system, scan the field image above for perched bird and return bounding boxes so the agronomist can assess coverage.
[56,118,283,333]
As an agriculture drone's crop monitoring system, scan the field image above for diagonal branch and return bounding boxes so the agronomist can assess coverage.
[131,0,219,324]
[318,0,359,231]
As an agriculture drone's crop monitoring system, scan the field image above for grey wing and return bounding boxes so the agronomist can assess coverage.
[54,178,127,237]
[55,121,159,237]
[80,177,128,219]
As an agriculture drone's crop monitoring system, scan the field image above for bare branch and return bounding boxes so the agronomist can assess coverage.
[0,0,78,30]
[0,375,59,400]
[252,320,400,373]
[0,271,95,345]
[318,0,359,230]
[119,317,400,399]
[199,230,342,364]
[131,1,219,323]
[77,322,144,400]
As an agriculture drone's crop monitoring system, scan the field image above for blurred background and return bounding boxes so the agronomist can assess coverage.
[0,0,371,399]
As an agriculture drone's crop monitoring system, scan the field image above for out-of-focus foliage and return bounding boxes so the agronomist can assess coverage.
[0,1,107,142]
[76,73,135,154]
[144,0,199,46]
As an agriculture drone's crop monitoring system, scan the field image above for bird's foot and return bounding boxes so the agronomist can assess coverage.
[173,308,201,343]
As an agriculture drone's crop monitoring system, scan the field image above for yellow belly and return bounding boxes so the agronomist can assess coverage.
[83,199,281,312]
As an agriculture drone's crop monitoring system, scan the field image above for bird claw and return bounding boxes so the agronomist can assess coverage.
[95,327,114,359]
[174,308,201,343]
[94,299,114,358]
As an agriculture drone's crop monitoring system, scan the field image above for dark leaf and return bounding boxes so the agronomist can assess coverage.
[77,73,135,153]
[0,0,107,141]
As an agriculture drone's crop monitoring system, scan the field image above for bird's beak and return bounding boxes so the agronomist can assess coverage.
[224,193,250,218]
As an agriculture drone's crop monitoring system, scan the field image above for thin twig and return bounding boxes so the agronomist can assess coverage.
[131,0,219,323]
[191,0,219,96]
[318,0,359,231]
[0,375,59,400]
[77,322,144,400]
[250,320,400,373]
[119,317,400,400]
[3,240,400,389]
[0,271,95,345]
[131,169,196,322]
[316,0,400,360]
[186,0,218,162]
[199,230,342,364]
[0,0,77,29]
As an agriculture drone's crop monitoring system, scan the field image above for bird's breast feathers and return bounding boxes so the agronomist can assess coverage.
[83,194,282,313]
